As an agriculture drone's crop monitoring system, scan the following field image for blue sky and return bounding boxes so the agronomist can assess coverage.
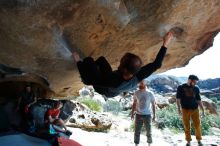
[161,33,220,79]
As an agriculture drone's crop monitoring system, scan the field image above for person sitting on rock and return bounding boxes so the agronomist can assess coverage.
[45,101,72,136]
[72,32,173,98]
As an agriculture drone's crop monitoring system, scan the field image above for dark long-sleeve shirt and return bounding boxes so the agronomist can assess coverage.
[93,46,167,97]
[176,84,201,109]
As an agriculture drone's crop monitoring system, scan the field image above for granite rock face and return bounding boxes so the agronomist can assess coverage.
[0,0,220,96]
[66,100,112,132]
[149,76,181,93]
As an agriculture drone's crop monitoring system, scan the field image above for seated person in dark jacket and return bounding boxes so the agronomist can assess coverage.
[72,32,173,98]
[17,85,37,114]
[16,84,37,129]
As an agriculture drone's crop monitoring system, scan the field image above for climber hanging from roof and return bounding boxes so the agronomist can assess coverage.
[72,32,173,98]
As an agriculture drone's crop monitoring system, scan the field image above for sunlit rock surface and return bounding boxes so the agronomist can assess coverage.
[0,0,220,96]
[67,100,112,131]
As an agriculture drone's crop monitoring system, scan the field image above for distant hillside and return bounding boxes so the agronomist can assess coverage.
[147,75,220,94]
[147,75,181,93]
[146,74,187,83]
[197,78,220,90]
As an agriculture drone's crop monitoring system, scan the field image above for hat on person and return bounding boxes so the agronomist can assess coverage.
[188,75,199,81]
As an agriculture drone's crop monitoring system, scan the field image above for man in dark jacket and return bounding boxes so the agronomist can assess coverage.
[16,84,37,131]
[73,32,173,98]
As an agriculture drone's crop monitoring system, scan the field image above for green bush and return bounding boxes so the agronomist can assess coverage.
[217,101,220,106]
[212,115,220,128]
[193,114,210,135]
[156,104,218,135]
[130,122,135,132]
[156,104,184,131]
[103,100,122,115]
[79,98,102,112]
[210,97,218,103]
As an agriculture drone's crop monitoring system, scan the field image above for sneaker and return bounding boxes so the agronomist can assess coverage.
[198,141,203,146]
[65,130,72,136]
[49,124,56,134]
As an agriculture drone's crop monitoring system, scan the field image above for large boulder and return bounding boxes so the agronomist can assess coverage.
[31,99,113,131]
[155,94,170,109]
[1,0,220,96]
[201,96,218,115]
[30,99,75,127]
[211,87,220,100]
[79,86,95,98]
[113,93,133,111]
[201,88,220,100]
[66,101,112,132]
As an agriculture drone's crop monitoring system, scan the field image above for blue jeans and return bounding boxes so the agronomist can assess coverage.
[134,114,152,144]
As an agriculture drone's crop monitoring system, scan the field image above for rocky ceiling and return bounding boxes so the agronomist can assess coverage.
[0,0,219,97]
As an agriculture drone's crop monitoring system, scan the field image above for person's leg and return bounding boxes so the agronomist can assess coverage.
[51,119,66,133]
[26,111,36,133]
[76,61,90,85]
[191,109,202,144]
[182,109,192,144]
[134,114,144,145]
[95,56,112,75]
[54,119,67,130]
[85,57,102,84]
[73,51,103,85]
[53,119,72,136]
[52,124,65,133]
[76,57,100,85]
[20,106,31,130]
[144,115,152,145]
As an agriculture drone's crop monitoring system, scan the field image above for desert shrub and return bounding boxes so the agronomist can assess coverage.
[156,104,183,131]
[79,98,102,112]
[130,122,135,132]
[191,113,214,135]
[210,97,218,103]
[212,115,220,128]
[217,101,220,106]
[156,104,217,135]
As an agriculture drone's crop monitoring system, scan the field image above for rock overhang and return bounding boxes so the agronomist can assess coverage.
[0,0,219,96]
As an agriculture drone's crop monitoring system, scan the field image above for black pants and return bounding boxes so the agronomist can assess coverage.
[77,56,112,85]
[20,106,35,130]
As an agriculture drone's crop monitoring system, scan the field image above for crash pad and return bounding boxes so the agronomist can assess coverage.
[0,133,51,146]
[58,137,82,146]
